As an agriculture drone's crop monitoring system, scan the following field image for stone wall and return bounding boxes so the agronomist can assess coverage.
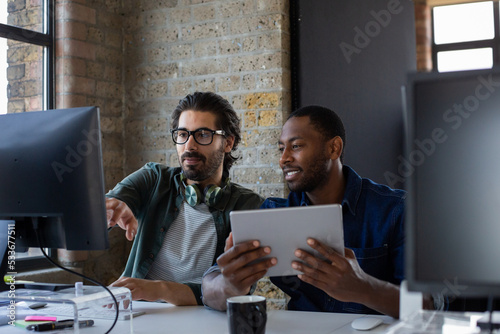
[120,0,291,199]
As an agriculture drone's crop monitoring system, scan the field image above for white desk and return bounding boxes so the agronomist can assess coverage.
[2,301,395,334]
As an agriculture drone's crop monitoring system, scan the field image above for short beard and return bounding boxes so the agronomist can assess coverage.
[287,155,330,193]
[180,142,225,182]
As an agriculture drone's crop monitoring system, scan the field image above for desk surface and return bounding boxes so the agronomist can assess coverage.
[2,301,395,334]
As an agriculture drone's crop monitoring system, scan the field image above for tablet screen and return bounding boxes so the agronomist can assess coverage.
[230,204,344,277]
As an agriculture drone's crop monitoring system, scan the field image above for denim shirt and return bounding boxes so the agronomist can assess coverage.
[106,162,264,305]
[268,165,406,314]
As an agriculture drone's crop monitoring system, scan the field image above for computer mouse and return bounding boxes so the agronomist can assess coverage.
[351,317,383,331]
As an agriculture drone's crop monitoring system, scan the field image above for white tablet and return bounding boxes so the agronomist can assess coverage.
[229,204,344,277]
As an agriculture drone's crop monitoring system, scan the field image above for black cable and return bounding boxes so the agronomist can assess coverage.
[487,294,494,334]
[32,218,119,333]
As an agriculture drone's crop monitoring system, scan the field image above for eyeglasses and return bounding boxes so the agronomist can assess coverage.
[171,128,226,145]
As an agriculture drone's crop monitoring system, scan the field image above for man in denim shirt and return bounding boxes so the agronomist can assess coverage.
[202,105,406,318]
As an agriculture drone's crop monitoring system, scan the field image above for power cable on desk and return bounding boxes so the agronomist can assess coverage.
[32,217,119,334]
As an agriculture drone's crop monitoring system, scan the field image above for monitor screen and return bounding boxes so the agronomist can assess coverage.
[0,106,109,251]
[405,68,500,298]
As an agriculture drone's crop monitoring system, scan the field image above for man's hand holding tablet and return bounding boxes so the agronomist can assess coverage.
[229,204,344,277]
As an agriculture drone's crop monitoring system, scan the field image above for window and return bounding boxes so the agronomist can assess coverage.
[432,1,499,72]
[0,0,54,270]
[0,0,54,115]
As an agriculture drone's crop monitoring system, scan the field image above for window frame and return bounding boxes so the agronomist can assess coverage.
[0,0,55,271]
[0,0,54,110]
[431,1,500,71]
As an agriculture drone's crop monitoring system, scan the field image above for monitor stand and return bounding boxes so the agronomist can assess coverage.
[0,219,74,292]
[477,312,500,330]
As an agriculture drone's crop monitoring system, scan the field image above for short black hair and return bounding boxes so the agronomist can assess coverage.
[288,105,346,162]
[171,92,241,174]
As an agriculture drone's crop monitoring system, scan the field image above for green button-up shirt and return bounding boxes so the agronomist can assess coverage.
[106,162,264,304]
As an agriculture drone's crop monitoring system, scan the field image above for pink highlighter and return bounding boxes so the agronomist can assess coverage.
[25,316,57,322]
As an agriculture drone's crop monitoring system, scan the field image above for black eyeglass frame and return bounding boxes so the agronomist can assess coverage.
[171,128,226,145]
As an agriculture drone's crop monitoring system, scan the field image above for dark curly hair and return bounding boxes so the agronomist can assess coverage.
[171,92,241,174]
[288,105,346,163]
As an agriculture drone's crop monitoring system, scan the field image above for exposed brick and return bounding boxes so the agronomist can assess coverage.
[232,166,282,184]
[181,58,229,76]
[218,38,240,56]
[258,109,280,127]
[233,53,283,72]
[181,21,229,40]
[243,111,257,128]
[148,82,169,99]
[125,133,170,152]
[168,7,191,24]
[193,41,217,58]
[145,11,168,26]
[242,74,256,90]
[245,92,281,109]
[57,58,87,77]
[58,21,88,40]
[192,3,216,21]
[58,3,96,25]
[171,43,193,60]
[87,62,105,79]
[7,64,26,80]
[100,116,124,133]
[217,75,240,92]
[193,77,216,92]
[59,75,96,95]
[168,79,192,97]
[138,28,179,46]
[147,46,169,63]
[59,40,97,60]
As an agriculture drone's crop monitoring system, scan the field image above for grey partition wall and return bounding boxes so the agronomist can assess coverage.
[291,0,416,187]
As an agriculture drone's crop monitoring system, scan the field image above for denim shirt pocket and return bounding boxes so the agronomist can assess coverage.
[341,245,390,314]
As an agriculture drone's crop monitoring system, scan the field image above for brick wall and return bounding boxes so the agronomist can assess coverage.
[121,0,291,199]
[414,0,432,72]
[55,0,125,192]
[6,0,43,113]
[53,1,129,283]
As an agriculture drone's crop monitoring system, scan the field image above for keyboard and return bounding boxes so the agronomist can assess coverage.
[43,303,145,321]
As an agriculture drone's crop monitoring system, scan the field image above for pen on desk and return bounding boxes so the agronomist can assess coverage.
[27,319,94,331]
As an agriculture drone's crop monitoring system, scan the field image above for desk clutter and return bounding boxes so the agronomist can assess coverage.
[0,283,137,333]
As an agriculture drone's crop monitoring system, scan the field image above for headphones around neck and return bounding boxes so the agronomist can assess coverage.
[180,173,230,207]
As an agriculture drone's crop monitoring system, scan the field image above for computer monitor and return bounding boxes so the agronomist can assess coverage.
[405,67,500,299]
[0,107,109,289]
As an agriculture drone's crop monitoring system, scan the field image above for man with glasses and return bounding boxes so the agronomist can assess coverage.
[106,92,264,306]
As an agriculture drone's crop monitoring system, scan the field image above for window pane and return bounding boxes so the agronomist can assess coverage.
[437,48,493,72]
[433,1,494,45]
[0,0,6,25]
[1,38,6,114]
[6,41,44,113]
[2,0,44,33]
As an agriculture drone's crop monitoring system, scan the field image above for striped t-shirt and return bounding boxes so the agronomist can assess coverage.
[145,201,217,284]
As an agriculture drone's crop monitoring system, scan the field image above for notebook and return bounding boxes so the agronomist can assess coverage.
[230,204,344,277]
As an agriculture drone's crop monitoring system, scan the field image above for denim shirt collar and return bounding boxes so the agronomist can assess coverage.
[341,165,362,217]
